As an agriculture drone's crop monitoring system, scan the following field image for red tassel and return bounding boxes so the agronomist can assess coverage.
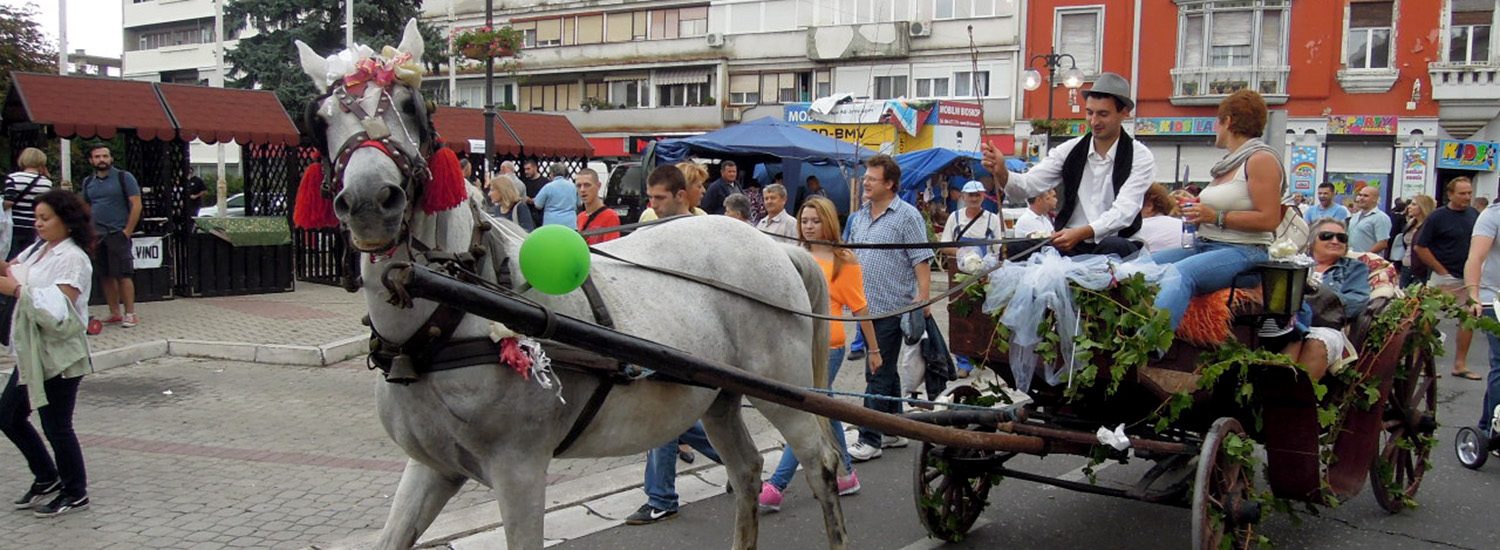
[422,147,468,215]
[293,162,340,229]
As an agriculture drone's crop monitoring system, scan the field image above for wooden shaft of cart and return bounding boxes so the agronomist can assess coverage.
[387,263,1063,454]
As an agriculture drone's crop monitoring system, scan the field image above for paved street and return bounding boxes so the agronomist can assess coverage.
[0,282,1496,550]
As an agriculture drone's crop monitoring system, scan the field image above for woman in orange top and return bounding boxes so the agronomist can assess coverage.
[759,196,879,512]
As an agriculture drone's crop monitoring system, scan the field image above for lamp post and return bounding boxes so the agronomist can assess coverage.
[1021,52,1086,136]
[483,0,496,179]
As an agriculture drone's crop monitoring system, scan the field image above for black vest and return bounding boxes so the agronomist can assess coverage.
[1052,133,1143,238]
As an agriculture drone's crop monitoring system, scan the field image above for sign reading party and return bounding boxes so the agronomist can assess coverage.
[1327,115,1399,136]
[1436,139,1498,171]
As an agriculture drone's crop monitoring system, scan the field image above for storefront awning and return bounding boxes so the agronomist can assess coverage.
[431,106,523,157]
[655,70,711,86]
[157,83,299,146]
[497,111,594,158]
[3,72,175,141]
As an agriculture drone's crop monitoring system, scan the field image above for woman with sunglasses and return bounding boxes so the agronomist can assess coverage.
[1151,90,1285,330]
[1271,218,1371,380]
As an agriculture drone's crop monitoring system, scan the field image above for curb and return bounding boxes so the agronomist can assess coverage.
[90,334,369,371]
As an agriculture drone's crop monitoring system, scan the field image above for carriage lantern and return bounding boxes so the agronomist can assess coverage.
[1256,261,1308,317]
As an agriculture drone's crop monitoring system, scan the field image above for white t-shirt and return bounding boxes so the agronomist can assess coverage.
[756,210,799,241]
[1136,215,1186,254]
[13,238,92,322]
[1011,209,1053,238]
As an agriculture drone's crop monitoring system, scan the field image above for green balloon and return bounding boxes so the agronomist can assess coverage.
[519,225,592,295]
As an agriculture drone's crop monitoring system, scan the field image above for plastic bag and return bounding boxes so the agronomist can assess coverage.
[897,336,926,396]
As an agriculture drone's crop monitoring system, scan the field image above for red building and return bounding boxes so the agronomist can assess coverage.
[1018,0,1476,204]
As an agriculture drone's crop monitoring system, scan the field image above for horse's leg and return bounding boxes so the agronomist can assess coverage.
[700,392,763,550]
[374,459,466,550]
[747,396,849,550]
[489,450,551,549]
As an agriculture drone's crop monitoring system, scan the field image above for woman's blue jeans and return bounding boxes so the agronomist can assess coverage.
[768,347,853,491]
[1152,241,1269,329]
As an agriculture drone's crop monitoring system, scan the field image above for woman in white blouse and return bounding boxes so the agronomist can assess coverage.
[0,189,95,517]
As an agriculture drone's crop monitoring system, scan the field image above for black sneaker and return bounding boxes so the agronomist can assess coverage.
[12,480,60,510]
[624,504,676,525]
[32,494,88,518]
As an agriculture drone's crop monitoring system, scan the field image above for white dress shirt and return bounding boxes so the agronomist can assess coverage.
[756,209,800,241]
[1003,134,1156,241]
[1011,208,1054,237]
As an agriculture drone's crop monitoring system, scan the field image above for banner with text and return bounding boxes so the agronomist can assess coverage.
[1401,147,1429,199]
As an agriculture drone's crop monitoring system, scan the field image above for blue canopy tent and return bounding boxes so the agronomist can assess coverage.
[654,117,876,214]
[893,148,1029,213]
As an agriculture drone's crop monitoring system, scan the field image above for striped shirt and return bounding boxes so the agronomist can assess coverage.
[845,199,934,315]
[4,171,53,225]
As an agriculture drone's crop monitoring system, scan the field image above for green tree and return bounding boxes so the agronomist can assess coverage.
[225,0,443,131]
[0,2,57,94]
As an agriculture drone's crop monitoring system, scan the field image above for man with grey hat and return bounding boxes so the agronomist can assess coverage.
[981,72,1155,257]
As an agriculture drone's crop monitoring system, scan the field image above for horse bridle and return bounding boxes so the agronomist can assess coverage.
[317,84,435,209]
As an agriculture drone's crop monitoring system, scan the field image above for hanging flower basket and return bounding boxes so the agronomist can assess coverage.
[453,26,523,61]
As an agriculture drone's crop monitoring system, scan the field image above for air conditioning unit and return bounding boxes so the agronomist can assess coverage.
[909,21,932,38]
[722,107,743,122]
[706,32,726,48]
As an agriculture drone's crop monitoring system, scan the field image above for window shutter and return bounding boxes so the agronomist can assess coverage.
[1454,0,1496,25]
[730,74,759,94]
[1259,10,1284,65]
[1058,12,1099,73]
[1350,1,1393,28]
[1183,14,1205,66]
[1213,11,1254,46]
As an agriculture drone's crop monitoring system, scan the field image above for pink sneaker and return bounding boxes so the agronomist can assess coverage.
[837,471,861,496]
[757,482,783,513]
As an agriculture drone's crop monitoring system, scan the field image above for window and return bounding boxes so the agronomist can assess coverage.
[657,83,711,106]
[650,6,709,39]
[1056,8,1102,75]
[1175,0,1290,99]
[1346,1,1393,70]
[520,83,580,111]
[576,15,604,44]
[954,70,990,97]
[758,72,817,104]
[933,0,995,20]
[729,74,760,105]
[874,75,908,99]
[536,18,563,47]
[916,77,950,98]
[1450,0,1494,64]
[131,18,218,51]
[816,71,832,98]
[608,79,650,108]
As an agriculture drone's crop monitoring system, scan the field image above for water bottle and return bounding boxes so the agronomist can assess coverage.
[1181,201,1197,248]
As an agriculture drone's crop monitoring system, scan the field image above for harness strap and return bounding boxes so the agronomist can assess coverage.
[552,275,618,456]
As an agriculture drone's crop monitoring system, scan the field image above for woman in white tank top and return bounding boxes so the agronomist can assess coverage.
[1150,90,1286,330]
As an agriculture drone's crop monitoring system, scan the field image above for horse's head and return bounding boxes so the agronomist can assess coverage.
[296,20,435,252]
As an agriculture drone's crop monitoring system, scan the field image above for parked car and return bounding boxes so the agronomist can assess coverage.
[605,162,647,224]
[198,193,245,217]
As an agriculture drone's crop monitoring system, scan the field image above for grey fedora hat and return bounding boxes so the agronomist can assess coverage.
[1086,72,1134,111]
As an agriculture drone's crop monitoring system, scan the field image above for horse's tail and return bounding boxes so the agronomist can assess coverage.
[783,245,831,390]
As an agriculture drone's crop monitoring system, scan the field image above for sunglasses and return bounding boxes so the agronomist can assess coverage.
[1317,231,1349,244]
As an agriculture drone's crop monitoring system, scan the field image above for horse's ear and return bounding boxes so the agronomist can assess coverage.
[296,40,329,93]
[397,19,424,66]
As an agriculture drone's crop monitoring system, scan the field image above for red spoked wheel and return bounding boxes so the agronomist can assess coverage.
[1192,417,1261,550]
[1370,346,1438,513]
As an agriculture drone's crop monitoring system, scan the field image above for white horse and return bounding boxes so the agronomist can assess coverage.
[295,21,848,550]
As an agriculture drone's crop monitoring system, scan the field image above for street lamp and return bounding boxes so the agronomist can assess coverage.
[1021,52,1086,136]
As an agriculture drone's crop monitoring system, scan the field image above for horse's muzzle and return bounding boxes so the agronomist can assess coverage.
[336,181,407,251]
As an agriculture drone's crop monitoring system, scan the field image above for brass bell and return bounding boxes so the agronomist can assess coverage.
[386,353,420,384]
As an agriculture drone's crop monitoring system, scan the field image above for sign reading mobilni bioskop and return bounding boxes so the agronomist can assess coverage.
[1437,139,1498,171]
[1133,117,1216,136]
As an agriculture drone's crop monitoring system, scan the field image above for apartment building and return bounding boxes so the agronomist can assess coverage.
[121,0,242,170]
[425,0,1024,158]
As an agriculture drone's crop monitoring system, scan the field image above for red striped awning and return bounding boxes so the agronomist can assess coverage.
[157,82,299,145]
[4,73,175,141]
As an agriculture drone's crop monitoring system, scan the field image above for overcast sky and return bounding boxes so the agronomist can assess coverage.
[6,0,124,59]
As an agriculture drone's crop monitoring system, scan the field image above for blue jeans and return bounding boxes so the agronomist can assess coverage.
[1480,327,1500,434]
[644,422,721,511]
[1152,241,1269,329]
[768,347,853,491]
[849,330,866,353]
[858,317,905,448]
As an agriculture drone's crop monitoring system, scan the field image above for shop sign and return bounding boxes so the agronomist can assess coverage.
[133,236,164,270]
[803,124,896,154]
[1326,115,1398,136]
[1401,147,1429,198]
[1290,145,1319,195]
[1436,139,1498,171]
[935,101,983,128]
[1133,117,1216,136]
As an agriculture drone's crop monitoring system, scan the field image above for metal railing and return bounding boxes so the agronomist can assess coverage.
[1170,66,1291,99]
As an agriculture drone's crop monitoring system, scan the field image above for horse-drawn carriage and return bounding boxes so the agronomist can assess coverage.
[293,21,1444,550]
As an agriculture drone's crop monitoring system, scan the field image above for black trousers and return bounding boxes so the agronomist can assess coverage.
[858,316,904,448]
[1061,236,1142,258]
[0,370,87,499]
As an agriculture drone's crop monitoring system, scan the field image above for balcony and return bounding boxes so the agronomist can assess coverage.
[1169,66,1290,106]
[560,105,722,134]
[1428,62,1500,139]
[806,22,910,61]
